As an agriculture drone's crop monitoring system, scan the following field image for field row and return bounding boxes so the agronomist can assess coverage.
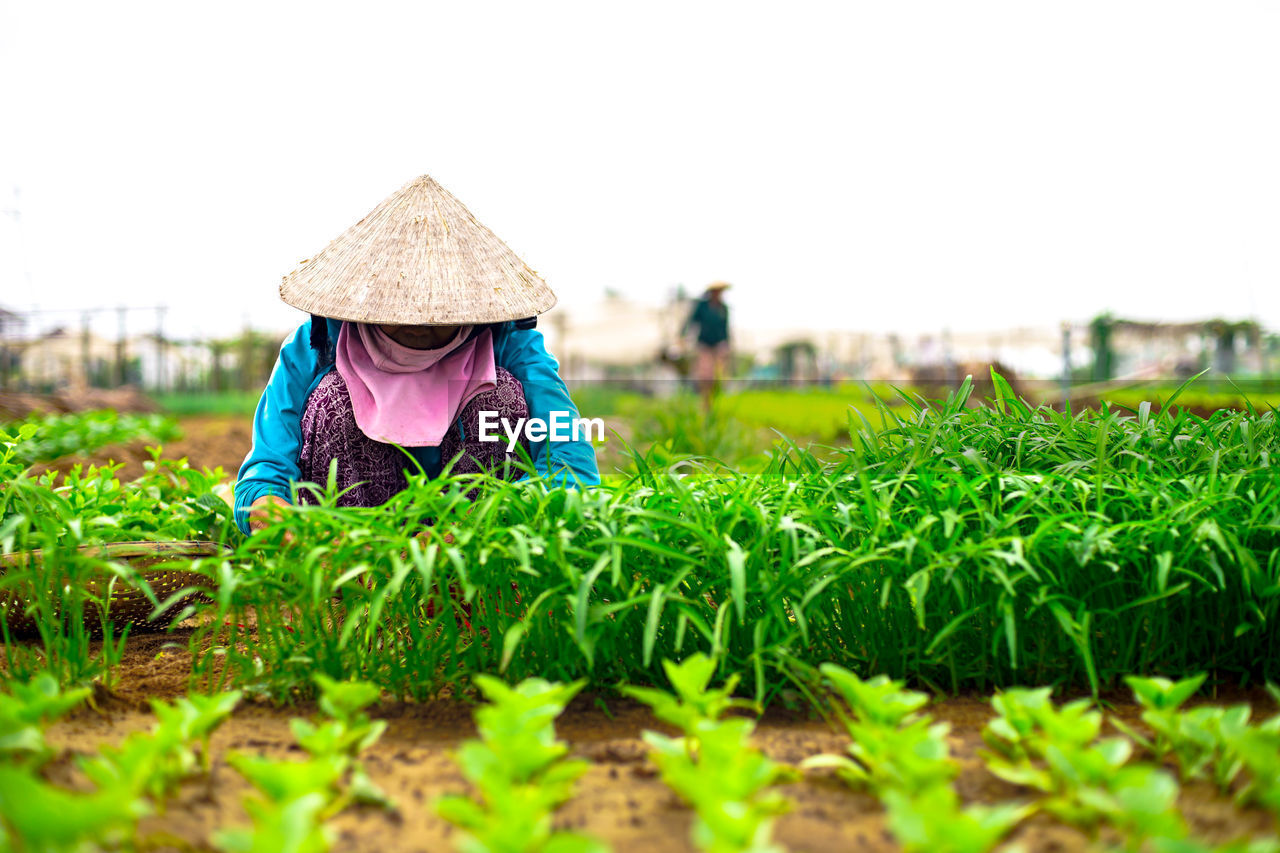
[2,379,1280,851]
[4,659,1279,853]
[2,378,1277,699]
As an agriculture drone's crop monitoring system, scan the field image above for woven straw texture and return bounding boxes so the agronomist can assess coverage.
[0,541,222,638]
[279,174,557,325]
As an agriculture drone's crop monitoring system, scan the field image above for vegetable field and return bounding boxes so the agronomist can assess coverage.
[2,376,1279,852]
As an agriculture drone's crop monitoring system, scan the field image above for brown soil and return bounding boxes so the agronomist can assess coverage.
[32,415,253,482]
[0,386,159,421]
[33,631,1278,853]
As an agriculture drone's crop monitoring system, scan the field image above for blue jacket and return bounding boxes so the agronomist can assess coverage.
[234,317,600,534]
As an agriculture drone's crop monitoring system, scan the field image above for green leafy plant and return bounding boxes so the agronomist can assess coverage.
[435,675,604,853]
[621,653,756,732]
[982,687,1186,846]
[289,674,392,809]
[1,420,233,688]
[0,673,91,764]
[642,718,792,853]
[625,655,793,853]
[5,382,1280,849]
[803,664,1025,853]
[8,410,180,467]
[0,764,149,853]
[0,685,238,851]
[1222,708,1280,821]
[982,688,1102,771]
[1119,674,1257,791]
[801,665,954,795]
[881,786,1029,853]
[189,375,1280,706]
[215,790,333,853]
[78,690,242,807]
[217,676,390,853]
[1123,674,1208,758]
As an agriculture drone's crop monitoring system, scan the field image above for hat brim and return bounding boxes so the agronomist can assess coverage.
[279,175,557,325]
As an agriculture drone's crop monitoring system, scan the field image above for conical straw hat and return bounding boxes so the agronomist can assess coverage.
[279,175,557,325]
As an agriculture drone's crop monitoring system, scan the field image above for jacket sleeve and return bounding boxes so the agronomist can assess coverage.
[233,319,323,534]
[495,324,601,487]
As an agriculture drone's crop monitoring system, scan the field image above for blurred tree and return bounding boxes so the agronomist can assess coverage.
[1090,314,1114,381]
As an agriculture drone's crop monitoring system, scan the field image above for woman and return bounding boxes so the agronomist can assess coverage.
[234,175,600,535]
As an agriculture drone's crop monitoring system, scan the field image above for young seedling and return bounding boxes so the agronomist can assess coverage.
[621,653,756,732]
[881,786,1029,853]
[803,664,1025,853]
[0,764,149,853]
[435,675,605,853]
[0,684,236,850]
[1117,674,1263,794]
[217,676,391,853]
[642,717,793,853]
[1124,674,1208,754]
[215,790,333,853]
[159,690,245,774]
[1223,710,1280,822]
[801,664,955,795]
[0,673,91,765]
[226,752,349,804]
[78,690,242,808]
[982,687,1186,846]
[1046,741,1184,842]
[982,687,1102,770]
[290,674,392,810]
[624,654,794,853]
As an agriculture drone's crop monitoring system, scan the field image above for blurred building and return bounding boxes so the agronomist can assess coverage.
[19,327,118,390]
[535,295,1280,388]
[540,293,684,377]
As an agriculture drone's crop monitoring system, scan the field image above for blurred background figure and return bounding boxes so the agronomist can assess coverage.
[683,281,731,409]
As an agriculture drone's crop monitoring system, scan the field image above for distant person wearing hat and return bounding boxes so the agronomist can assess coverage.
[682,282,731,408]
[235,175,600,535]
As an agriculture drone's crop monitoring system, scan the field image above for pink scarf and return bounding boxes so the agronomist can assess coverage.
[335,323,496,447]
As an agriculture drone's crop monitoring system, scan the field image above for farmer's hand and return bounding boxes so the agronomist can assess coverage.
[249,495,295,543]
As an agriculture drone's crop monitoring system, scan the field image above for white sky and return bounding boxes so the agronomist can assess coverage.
[1,1,1278,342]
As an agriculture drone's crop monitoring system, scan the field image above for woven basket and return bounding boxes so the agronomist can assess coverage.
[0,541,225,638]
